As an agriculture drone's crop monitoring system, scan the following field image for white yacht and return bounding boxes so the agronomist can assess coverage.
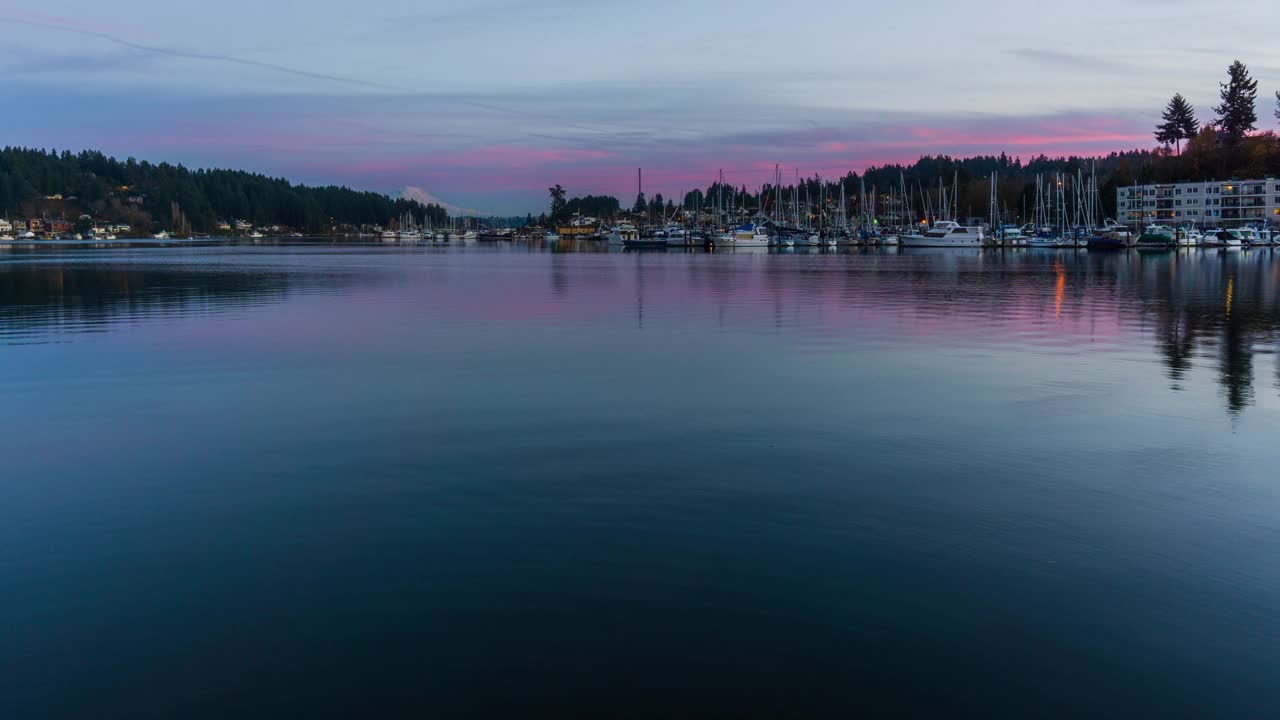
[606,223,640,246]
[1096,220,1133,246]
[1203,229,1242,248]
[899,221,986,247]
[730,223,770,248]
[153,231,170,240]
[463,230,479,241]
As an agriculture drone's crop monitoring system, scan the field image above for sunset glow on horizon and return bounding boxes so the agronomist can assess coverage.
[4,0,1279,213]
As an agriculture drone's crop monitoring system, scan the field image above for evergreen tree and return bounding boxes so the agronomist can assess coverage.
[548,184,567,223]
[1214,60,1258,145]
[1155,93,1198,154]
[632,192,647,214]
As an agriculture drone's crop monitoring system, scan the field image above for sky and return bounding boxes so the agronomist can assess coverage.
[3,1,1280,214]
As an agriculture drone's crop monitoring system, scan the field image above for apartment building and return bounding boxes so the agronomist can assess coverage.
[1117,179,1280,226]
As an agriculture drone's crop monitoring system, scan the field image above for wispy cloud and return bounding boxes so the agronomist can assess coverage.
[1,11,405,92]
[1006,49,1134,73]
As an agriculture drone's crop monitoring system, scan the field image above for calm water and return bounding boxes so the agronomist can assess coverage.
[2,240,1278,718]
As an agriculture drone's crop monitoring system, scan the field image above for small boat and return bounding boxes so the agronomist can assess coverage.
[663,224,690,247]
[249,231,264,239]
[153,231,170,240]
[380,230,397,241]
[1234,227,1268,246]
[995,225,1028,246]
[543,231,561,242]
[899,221,986,247]
[1026,228,1078,248]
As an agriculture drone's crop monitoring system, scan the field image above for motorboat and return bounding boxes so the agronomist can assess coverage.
[606,223,640,246]
[1136,225,1177,249]
[899,221,986,247]
[1202,229,1242,248]
[730,223,770,247]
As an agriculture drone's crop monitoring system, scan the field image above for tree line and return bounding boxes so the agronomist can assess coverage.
[0,147,450,232]
[541,60,1280,226]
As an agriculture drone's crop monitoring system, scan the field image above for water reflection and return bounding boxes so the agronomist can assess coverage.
[2,244,1278,417]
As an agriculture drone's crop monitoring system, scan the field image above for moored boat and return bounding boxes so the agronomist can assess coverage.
[606,223,640,246]
[729,223,770,248]
[1135,224,1177,249]
[899,221,985,247]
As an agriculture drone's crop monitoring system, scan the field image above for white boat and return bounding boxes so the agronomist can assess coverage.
[1203,229,1242,248]
[730,223,770,247]
[899,221,986,247]
[1228,229,1259,245]
[0,234,13,241]
[153,231,170,240]
[463,230,478,241]
[1236,227,1269,246]
[606,223,640,246]
[800,233,835,247]
[20,231,36,240]
[543,231,561,242]
[249,231,264,239]
[1176,227,1201,247]
[663,225,690,247]
[995,225,1028,246]
[1096,220,1133,246]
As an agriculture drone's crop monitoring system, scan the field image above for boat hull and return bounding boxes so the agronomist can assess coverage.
[899,234,984,248]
